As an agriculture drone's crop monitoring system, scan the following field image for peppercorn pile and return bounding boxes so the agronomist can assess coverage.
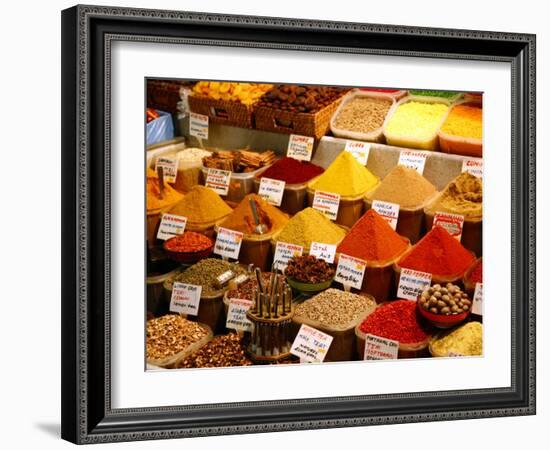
[285,255,335,283]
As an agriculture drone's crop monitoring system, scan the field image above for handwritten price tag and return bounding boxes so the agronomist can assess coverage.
[226,298,254,332]
[462,158,483,178]
[205,168,231,196]
[433,212,464,241]
[312,190,340,220]
[154,156,178,183]
[258,177,285,206]
[170,282,202,316]
[364,334,399,360]
[189,112,209,140]
[309,242,336,264]
[214,227,243,260]
[156,214,187,241]
[371,200,400,230]
[287,134,314,161]
[398,150,428,174]
[273,242,303,271]
[344,141,371,166]
[397,268,432,301]
[290,324,333,363]
[335,254,366,290]
[472,282,483,315]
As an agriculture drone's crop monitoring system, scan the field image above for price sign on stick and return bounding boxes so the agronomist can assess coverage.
[205,168,231,196]
[472,282,483,315]
[273,242,303,271]
[397,268,432,301]
[371,200,400,230]
[433,212,464,241]
[226,299,254,332]
[154,157,178,183]
[335,254,366,290]
[344,141,371,165]
[312,191,340,220]
[156,214,187,240]
[398,150,428,174]
[189,112,209,140]
[258,177,285,206]
[170,282,202,316]
[214,227,243,260]
[309,242,336,264]
[287,134,314,161]
[364,334,399,360]
[461,158,483,178]
[290,324,333,363]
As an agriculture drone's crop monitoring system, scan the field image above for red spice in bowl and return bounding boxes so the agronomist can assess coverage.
[256,157,324,185]
[163,232,214,263]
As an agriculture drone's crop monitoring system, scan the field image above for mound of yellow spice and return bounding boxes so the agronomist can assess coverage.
[169,185,232,225]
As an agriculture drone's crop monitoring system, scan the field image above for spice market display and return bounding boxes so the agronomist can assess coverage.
[145,79,484,370]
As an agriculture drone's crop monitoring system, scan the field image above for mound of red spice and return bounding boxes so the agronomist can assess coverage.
[257,157,324,184]
[164,231,213,253]
[398,226,474,276]
[469,259,483,283]
[359,300,431,344]
[337,209,408,262]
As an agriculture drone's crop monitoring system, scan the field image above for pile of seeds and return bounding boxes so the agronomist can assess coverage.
[177,333,252,368]
[146,315,209,360]
[419,283,472,315]
[334,97,392,134]
[294,289,376,328]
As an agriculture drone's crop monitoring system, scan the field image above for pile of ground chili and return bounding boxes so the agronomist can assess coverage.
[257,157,324,185]
[164,231,213,253]
[469,259,483,284]
[359,300,431,344]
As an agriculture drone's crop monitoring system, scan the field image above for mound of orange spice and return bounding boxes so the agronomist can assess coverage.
[164,231,213,253]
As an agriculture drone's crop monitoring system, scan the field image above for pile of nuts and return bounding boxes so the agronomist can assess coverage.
[419,283,472,315]
[256,85,346,113]
[285,255,335,284]
[177,333,252,368]
[146,315,209,360]
[334,97,393,133]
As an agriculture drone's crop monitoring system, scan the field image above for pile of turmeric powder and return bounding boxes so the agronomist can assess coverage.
[146,174,183,212]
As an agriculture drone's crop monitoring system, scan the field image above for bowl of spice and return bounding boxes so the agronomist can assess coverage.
[356,300,433,359]
[417,283,472,328]
[146,314,212,368]
[364,165,438,244]
[330,90,395,142]
[285,255,335,293]
[176,333,253,368]
[307,151,379,228]
[438,101,483,157]
[253,157,325,215]
[292,289,377,361]
[429,321,482,357]
[162,231,214,263]
[336,209,410,302]
[424,172,482,256]
[463,257,482,297]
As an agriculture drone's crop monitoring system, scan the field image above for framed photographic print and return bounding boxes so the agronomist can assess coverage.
[61,4,536,444]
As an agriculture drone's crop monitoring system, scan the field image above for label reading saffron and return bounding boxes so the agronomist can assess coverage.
[433,212,464,241]
[398,150,428,174]
[214,227,243,260]
[189,112,209,140]
[364,334,399,360]
[344,140,370,166]
[258,177,285,206]
[226,298,254,332]
[287,134,314,161]
[273,242,304,271]
[397,268,432,301]
[156,213,188,240]
[461,158,483,178]
[290,324,333,363]
[309,242,336,264]
[154,156,178,183]
[335,254,366,290]
[205,168,231,196]
[371,200,400,230]
[472,282,483,315]
[170,282,202,316]
[312,190,340,221]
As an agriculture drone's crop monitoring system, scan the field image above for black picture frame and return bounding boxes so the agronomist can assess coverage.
[61,4,536,444]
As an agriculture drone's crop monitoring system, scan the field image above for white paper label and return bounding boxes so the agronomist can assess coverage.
[364,334,399,360]
[344,141,371,165]
[462,158,483,178]
[312,190,340,221]
[258,177,285,206]
[205,168,231,196]
[309,242,336,264]
[287,134,314,161]
[398,150,428,174]
[170,282,202,316]
[397,268,432,301]
[226,298,254,332]
[371,200,400,230]
[290,324,333,363]
[472,282,483,315]
[154,156,178,183]
[335,254,366,290]
[273,241,304,271]
[214,227,243,260]
[433,212,465,241]
[189,112,209,140]
[156,214,188,241]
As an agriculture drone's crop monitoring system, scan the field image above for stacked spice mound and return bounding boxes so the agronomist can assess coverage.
[426,172,482,219]
[308,151,379,197]
[146,169,184,212]
[257,157,324,185]
[219,193,289,236]
[397,226,475,279]
[177,333,253,368]
[429,321,482,357]
[169,185,232,227]
[275,207,346,249]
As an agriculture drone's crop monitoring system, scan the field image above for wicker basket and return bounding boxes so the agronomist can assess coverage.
[188,95,255,128]
[253,96,345,139]
[147,80,187,114]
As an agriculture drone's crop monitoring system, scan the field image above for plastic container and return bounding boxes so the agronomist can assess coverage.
[383,96,451,151]
[306,188,372,229]
[355,324,431,359]
[359,88,408,100]
[330,89,396,142]
[290,294,376,362]
[146,264,181,317]
[201,165,270,204]
[146,321,213,368]
[438,100,483,157]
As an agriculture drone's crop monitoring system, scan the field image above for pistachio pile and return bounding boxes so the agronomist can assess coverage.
[419,283,471,315]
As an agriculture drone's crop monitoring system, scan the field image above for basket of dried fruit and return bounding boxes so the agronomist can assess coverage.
[188,81,273,129]
[253,85,348,139]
